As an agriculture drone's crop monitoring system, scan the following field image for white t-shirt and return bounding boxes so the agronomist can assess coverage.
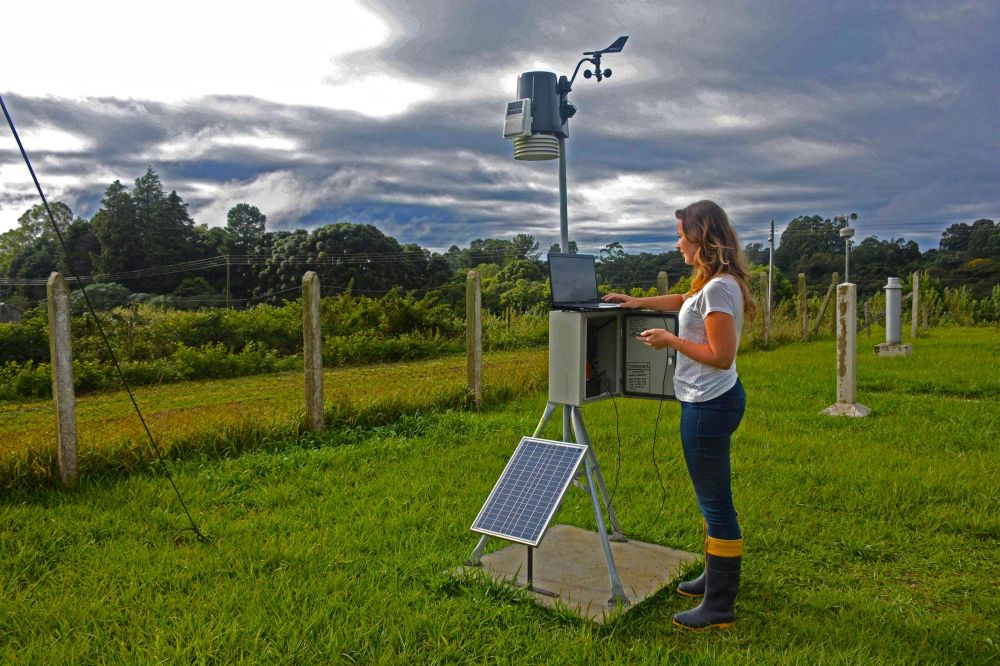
[674,274,744,403]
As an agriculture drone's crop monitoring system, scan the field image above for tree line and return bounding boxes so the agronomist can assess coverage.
[1,168,998,312]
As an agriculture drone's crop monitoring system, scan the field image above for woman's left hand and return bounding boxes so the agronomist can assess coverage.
[638,328,677,351]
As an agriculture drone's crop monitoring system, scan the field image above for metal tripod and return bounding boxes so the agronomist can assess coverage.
[465,401,629,606]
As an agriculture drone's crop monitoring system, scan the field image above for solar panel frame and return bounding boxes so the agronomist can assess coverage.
[471,436,588,547]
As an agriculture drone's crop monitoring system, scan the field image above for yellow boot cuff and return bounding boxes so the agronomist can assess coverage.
[705,536,743,557]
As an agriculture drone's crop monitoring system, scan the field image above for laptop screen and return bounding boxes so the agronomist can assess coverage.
[549,253,600,304]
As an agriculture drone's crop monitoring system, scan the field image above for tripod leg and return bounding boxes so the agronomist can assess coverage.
[466,534,490,566]
[584,456,629,607]
[570,407,627,541]
[532,402,558,438]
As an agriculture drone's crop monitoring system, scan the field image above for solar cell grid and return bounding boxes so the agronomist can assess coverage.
[471,437,587,546]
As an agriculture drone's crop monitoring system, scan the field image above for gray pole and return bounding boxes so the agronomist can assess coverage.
[302,271,324,432]
[884,277,903,345]
[844,237,851,284]
[466,270,483,410]
[767,220,774,342]
[47,272,78,487]
[559,137,569,253]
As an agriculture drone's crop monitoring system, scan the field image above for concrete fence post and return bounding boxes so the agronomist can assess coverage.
[302,271,324,432]
[798,273,808,340]
[46,272,78,486]
[911,271,920,339]
[811,273,837,337]
[657,271,669,296]
[823,283,870,417]
[466,270,483,410]
[922,271,930,329]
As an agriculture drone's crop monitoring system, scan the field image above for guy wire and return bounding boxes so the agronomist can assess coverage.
[1,94,212,545]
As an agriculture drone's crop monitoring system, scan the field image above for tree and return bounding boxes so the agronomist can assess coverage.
[1,202,75,277]
[599,241,626,262]
[254,223,437,300]
[939,222,973,253]
[220,203,269,301]
[90,180,143,276]
[744,242,769,266]
[225,203,267,253]
[851,236,921,296]
[548,240,578,254]
[507,233,541,262]
[774,215,847,288]
[132,169,196,290]
[60,218,99,277]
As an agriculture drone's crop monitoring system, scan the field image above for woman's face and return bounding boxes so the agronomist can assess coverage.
[676,218,697,265]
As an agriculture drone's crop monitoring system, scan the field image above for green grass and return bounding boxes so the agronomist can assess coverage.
[1,327,998,663]
[0,350,547,487]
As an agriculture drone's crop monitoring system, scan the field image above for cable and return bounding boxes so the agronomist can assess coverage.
[649,315,673,525]
[1,94,212,545]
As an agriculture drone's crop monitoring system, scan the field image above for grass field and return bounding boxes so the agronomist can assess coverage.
[0,350,547,487]
[1,327,998,663]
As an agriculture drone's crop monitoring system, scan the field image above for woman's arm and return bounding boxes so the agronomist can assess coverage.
[638,311,738,369]
[602,292,685,311]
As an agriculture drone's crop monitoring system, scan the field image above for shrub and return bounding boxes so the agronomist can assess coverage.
[69,282,131,314]
[0,312,48,363]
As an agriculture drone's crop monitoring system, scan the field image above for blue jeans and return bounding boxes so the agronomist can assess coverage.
[679,378,745,540]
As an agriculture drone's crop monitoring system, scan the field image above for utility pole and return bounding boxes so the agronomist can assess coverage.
[225,255,231,309]
[766,219,774,343]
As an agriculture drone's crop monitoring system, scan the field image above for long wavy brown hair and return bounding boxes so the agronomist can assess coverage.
[676,200,757,320]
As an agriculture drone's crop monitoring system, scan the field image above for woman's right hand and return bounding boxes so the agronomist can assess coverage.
[601,292,640,309]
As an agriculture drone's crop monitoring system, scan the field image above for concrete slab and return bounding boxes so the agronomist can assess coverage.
[456,524,698,623]
[874,342,912,357]
[822,401,872,417]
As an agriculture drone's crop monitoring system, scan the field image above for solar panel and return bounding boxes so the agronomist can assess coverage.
[471,437,588,547]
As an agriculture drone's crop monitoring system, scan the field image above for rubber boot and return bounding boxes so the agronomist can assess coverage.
[676,521,707,598]
[673,536,742,630]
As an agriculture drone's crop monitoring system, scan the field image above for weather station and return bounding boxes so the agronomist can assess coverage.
[460,36,697,622]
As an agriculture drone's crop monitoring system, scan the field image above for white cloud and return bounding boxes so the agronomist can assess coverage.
[320,75,435,119]
[158,130,299,159]
[1,0,434,115]
[14,127,92,153]
[754,137,866,168]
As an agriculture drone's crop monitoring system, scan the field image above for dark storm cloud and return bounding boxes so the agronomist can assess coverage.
[2,1,997,254]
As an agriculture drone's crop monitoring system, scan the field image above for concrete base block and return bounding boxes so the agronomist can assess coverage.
[822,401,871,417]
[455,524,698,623]
[874,343,912,357]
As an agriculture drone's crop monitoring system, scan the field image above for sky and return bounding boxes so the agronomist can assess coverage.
[1,0,997,254]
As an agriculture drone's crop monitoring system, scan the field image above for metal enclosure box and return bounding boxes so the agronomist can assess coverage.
[620,311,679,400]
[548,310,678,406]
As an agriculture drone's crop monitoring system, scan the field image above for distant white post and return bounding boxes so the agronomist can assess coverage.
[302,271,324,432]
[798,273,808,340]
[823,282,870,417]
[466,270,483,410]
[657,271,669,296]
[875,277,912,357]
[47,272,78,486]
[911,271,920,339]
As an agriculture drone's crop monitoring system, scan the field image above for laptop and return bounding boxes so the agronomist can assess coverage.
[548,253,620,311]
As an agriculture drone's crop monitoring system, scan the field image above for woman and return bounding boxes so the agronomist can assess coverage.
[602,199,755,630]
